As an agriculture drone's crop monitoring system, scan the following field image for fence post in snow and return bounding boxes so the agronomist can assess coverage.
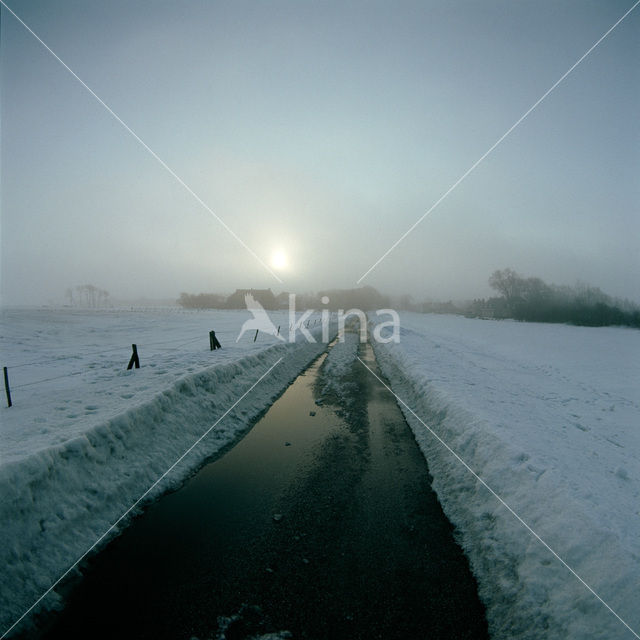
[127,344,140,370]
[209,330,221,350]
[277,325,280,336]
[3,367,12,408]
[254,329,259,342]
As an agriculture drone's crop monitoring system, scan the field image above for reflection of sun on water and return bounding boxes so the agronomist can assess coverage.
[271,250,288,271]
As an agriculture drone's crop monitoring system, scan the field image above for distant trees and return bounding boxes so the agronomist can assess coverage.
[66,284,110,308]
[396,294,416,312]
[178,292,228,309]
[178,290,278,309]
[421,300,461,314]
[176,286,391,311]
[488,268,522,304]
[175,275,639,329]
[477,269,640,327]
[226,289,278,310]
[317,286,390,311]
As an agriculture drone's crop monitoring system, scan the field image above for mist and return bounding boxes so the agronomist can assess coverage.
[2,1,639,307]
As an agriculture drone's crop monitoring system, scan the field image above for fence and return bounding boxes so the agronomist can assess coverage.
[2,319,324,408]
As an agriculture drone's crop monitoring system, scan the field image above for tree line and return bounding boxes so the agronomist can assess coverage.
[65,285,110,308]
[178,292,229,309]
[178,286,391,311]
[466,269,640,328]
[177,272,639,329]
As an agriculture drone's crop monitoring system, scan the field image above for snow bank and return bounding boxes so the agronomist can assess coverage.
[316,329,360,406]
[0,308,308,463]
[370,313,639,640]
[0,309,335,636]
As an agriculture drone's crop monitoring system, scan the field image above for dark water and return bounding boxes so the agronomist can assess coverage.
[40,343,488,640]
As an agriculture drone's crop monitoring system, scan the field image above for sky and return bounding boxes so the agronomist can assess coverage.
[1,0,638,305]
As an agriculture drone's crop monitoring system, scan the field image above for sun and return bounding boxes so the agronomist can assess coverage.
[270,250,288,271]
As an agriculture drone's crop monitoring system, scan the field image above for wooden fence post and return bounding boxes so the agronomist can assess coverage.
[209,330,221,350]
[127,344,140,370]
[3,367,12,408]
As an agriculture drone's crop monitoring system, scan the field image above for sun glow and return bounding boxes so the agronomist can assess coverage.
[271,250,288,271]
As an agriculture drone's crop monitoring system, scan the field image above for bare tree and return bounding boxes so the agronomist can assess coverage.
[72,284,110,308]
[489,269,522,303]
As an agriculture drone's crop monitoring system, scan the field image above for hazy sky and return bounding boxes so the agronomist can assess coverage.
[2,0,638,305]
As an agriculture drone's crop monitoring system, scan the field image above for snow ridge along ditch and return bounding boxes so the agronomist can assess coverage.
[316,329,360,407]
[0,337,331,636]
[370,322,639,640]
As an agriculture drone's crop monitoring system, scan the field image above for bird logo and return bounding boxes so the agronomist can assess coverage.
[236,293,285,342]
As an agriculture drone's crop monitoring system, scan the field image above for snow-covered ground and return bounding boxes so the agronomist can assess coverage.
[370,312,640,640]
[0,307,335,636]
[316,324,360,406]
[0,308,318,462]
[2,308,638,638]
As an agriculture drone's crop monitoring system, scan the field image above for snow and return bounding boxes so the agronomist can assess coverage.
[0,308,311,463]
[211,601,292,639]
[0,307,335,636]
[316,327,360,404]
[2,308,638,638]
[369,312,640,640]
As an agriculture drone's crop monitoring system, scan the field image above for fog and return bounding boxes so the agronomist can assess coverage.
[2,1,638,306]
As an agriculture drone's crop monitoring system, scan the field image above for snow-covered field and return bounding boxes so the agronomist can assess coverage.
[0,307,334,636]
[370,313,639,640]
[0,308,316,462]
[2,308,638,639]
